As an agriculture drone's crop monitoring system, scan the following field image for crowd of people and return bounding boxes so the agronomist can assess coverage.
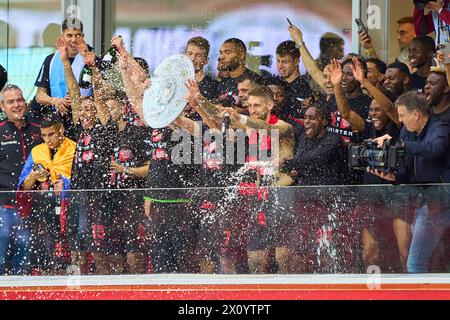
[0,1,450,276]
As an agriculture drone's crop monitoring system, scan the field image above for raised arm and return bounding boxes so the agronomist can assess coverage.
[350,57,400,126]
[329,58,365,132]
[220,106,293,138]
[58,36,81,126]
[359,31,379,59]
[172,113,201,136]
[114,36,149,114]
[288,24,325,91]
[82,51,111,126]
[118,56,150,123]
[413,5,436,36]
[186,79,223,129]
[112,36,148,86]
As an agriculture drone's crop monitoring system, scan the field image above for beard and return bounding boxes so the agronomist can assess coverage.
[251,112,268,121]
[217,57,240,72]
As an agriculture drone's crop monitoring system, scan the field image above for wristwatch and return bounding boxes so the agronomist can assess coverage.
[364,48,375,57]
[295,41,305,49]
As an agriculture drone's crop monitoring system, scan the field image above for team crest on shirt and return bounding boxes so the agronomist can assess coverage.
[118,149,133,162]
[153,147,169,160]
[81,150,95,163]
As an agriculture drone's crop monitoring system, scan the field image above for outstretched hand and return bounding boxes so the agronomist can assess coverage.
[288,24,303,44]
[56,36,69,62]
[219,106,240,124]
[84,51,97,68]
[74,37,89,57]
[329,58,343,86]
[372,133,392,148]
[349,57,366,83]
[185,79,203,103]
[111,35,126,55]
[358,31,373,50]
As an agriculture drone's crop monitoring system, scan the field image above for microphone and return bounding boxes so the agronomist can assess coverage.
[221,112,231,136]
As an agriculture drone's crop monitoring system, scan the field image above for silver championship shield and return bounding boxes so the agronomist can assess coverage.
[142,54,195,128]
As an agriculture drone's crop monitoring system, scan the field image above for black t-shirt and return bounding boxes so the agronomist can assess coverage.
[431,106,450,124]
[0,119,43,206]
[409,72,427,92]
[327,93,372,143]
[278,75,313,119]
[199,124,241,188]
[109,123,152,189]
[216,68,261,104]
[289,131,344,185]
[145,127,196,200]
[71,121,116,190]
[199,74,219,100]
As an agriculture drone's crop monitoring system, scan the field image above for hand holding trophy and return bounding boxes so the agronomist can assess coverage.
[142,54,195,128]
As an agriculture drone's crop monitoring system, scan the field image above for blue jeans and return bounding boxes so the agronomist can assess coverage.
[407,206,450,273]
[0,207,31,275]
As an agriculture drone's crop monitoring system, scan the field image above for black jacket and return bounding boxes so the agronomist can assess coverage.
[289,131,344,185]
[397,117,449,184]
[0,118,42,206]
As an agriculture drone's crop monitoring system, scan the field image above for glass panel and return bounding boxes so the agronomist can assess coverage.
[113,0,353,76]
[1,185,449,275]
[0,0,60,101]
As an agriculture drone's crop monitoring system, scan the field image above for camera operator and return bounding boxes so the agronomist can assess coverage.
[371,91,450,273]
[414,0,450,44]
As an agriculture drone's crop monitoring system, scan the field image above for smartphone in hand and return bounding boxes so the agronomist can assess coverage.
[287,18,293,27]
[438,43,450,65]
[355,18,369,34]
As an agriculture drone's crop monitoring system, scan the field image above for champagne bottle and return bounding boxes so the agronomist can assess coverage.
[102,46,118,66]
[79,65,93,89]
